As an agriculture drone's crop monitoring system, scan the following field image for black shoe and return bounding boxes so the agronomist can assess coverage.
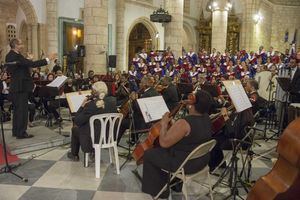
[54,118,63,125]
[67,152,79,161]
[171,178,183,192]
[16,134,34,139]
[126,139,137,146]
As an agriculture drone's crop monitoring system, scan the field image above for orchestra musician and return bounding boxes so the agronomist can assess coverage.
[118,75,159,144]
[209,106,254,171]
[5,38,56,139]
[142,90,213,199]
[160,76,179,110]
[245,79,267,115]
[67,81,117,161]
[289,58,300,103]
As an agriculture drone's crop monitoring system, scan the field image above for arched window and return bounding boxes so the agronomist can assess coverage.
[7,24,16,42]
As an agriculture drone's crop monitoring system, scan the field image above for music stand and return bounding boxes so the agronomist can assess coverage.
[266,77,290,141]
[0,109,28,182]
[212,80,252,199]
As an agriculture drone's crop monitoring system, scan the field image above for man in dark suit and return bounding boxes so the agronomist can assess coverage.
[5,38,55,139]
[289,58,300,103]
[118,76,159,144]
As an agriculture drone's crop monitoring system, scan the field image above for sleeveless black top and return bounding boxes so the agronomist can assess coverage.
[168,114,212,173]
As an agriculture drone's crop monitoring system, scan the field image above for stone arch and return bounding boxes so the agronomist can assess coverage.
[183,22,197,51]
[17,0,38,25]
[19,20,28,52]
[126,17,159,69]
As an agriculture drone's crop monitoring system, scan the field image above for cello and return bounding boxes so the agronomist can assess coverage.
[131,103,185,165]
[247,118,300,200]
[131,94,195,165]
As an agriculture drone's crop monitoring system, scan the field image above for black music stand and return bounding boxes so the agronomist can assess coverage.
[266,77,290,141]
[0,109,28,182]
[38,86,63,135]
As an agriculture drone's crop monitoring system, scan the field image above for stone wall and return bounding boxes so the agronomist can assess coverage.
[0,3,18,61]
[271,5,300,52]
[252,0,273,50]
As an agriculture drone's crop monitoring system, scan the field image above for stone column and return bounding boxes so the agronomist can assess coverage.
[164,0,184,58]
[27,26,32,54]
[211,0,229,53]
[240,0,258,51]
[116,0,125,71]
[31,24,39,59]
[84,0,108,74]
[46,0,58,55]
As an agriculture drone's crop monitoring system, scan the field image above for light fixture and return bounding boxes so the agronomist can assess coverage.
[208,0,232,12]
[150,6,172,23]
[72,28,77,36]
[155,32,159,38]
[253,13,263,24]
[225,2,232,11]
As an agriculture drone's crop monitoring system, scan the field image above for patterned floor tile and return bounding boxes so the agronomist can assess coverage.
[33,161,108,190]
[19,187,95,200]
[92,191,152,200]
[0,184,30,200]
[0,159,55,186]
[98,164,142,193]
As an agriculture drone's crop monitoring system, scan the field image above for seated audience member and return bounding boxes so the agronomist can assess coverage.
[142,90,213,199]
[67,81,117,161]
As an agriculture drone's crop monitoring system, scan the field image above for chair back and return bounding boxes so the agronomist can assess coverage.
[177,139,216,171]
[89,113,123,146]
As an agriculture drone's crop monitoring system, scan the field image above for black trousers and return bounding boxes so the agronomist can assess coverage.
[28,103,36,122]
[11,92,29,137]
[71,127,93,155]
[142,147,209,198]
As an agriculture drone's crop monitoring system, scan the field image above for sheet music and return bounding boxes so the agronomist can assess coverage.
[137,96,169,123]
[47,75,68,88]
[223,80,252,113]
[66,90,91,113]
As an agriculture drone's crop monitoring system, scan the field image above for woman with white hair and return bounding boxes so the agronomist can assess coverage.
[67,81,117,161]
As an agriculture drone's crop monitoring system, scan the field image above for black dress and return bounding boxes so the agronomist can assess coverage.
[142,114,212,198]
[70,96,117,155]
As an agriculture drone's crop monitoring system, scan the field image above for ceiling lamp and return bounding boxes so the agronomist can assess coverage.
[150,6,172,23]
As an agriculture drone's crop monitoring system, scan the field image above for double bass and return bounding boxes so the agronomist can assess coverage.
[247,118,300,200]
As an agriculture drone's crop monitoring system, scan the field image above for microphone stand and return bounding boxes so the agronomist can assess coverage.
[0,109,28,182]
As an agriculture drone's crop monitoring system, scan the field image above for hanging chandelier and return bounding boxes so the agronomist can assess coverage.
[150,6,172,23]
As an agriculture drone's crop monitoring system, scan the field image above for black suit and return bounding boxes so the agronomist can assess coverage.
[290,67,300,103]
[5,50,48,137]
[71,96,117,155]
[162,83,179,110]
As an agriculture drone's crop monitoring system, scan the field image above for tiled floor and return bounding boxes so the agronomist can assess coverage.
[0,119,278,200]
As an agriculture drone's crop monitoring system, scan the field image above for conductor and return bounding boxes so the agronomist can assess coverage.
[5,38,56,139]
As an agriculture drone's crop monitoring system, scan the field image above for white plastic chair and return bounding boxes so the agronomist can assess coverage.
[88,113,123,179]
[155,139,216,200]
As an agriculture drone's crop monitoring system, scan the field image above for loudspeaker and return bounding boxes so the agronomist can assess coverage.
[77,45,86,57]
[108,55,117,68]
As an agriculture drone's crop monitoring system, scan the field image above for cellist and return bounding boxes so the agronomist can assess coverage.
[142,90,213,199]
